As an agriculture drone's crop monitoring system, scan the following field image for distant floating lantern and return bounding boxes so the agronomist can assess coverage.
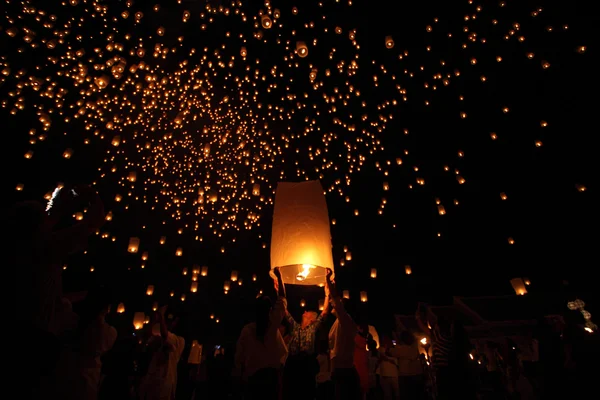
[182,267,188,275]
[510,278,528,295]
[201,266,208,276]
[128,237,140,253]
[170,290,175,297]
[346,252,352,261]
[209,192,218,203]
[16,183,24,191]
[385,36,395,49]
[360,291,368,303]
[146,285,154,296]
[309,68,317,81]
[224,281,231,291]
[261,14,272,29]
[181,294,186,301]
[192,273,198,282]
[296,41,308,57]
[252,274,257,281]
[111,135,120,147]
[133,312,145,330]
[343,290,350,299]
[240,46,247,57]
[115,194,122,202]
[231,270,238,281]
[500,192,507,200]
[141,251,148,261]
[437,205,446,215]
[105,211,113,221]
[270,180,334,285]
[370,268,377,278]
[191,282,198,293]
[175,247,183,256]
[508,237,515,245]
[117,302,125,313]
[75,212,84,221]
[252,184,260,196]
[300,299,306,307]
[160,236,166,245]
[405,265,412,275]
[152,302,158,311]
[524,277,531,286]
[383,182,389,191]
[63,148,73,159]
[128,171,137,182]
[318,299,324,311]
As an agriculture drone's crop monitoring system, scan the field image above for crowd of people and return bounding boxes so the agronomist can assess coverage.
[7,185,594,400]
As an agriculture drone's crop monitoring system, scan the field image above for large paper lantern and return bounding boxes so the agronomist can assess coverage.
[270,180,334,285]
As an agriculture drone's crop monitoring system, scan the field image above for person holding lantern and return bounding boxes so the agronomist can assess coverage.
[281,271,331,400]
[233,267,288,400]
[326,268,361,400]
[138,306,185,400]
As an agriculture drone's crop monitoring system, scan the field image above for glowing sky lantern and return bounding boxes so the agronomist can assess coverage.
[296,41,308,58]
[128,237,140,253]
[270,180,334,285]
[510,278,528,295]
[133,312,145,330]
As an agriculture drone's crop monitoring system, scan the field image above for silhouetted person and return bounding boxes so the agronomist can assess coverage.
[8,185,105,396]
[233,267,287,400]
[326,269,361,400]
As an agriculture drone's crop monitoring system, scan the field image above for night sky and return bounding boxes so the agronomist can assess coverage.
[2,0,597,343]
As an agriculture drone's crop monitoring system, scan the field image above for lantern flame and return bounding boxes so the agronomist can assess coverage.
[296,264,314,281]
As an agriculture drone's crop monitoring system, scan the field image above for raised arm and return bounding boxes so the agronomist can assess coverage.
[272,266,286,299]
[48,185,105,259]
[321,278,331,317]
[325,268,353,327]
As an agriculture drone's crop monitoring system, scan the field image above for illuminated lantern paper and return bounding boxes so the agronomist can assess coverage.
[385,36,395,49]
[296,41,308,58]
[270,180,334,285]
[318,299,324,311]
[117,302,125,313]
[343,290,350,299]
[360,291,368,303]
[191,282,198,293]
[201,266,208,276]
[252,184,260,196]
[405,265,412,275]
[300,299,306,307]
[370,268,377,278]
[510,278,528,295]
[146,285,154,296]
[133,312,145,330]
[224,281,231,291]
[176,247,183,256]
[231,270,238,282]
[182,267,188,276]
[141,251,148,261]
[128,237,140,253]
[152,302,158,311]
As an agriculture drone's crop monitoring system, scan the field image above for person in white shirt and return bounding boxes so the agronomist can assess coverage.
[390,331,425,399]
[326,269,361,400]
[379,337,400,400]
[315,340,333,400]
[234,267,288,400]
[139,307,185,400]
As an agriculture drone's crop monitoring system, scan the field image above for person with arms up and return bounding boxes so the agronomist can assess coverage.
[139,306,185,400]
[283,277,330,400]
[326,268,361,400]
[7,184,105,396]
[233,267,288,400]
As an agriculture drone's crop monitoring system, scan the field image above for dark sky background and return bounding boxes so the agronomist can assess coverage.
[2,0,597,345]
